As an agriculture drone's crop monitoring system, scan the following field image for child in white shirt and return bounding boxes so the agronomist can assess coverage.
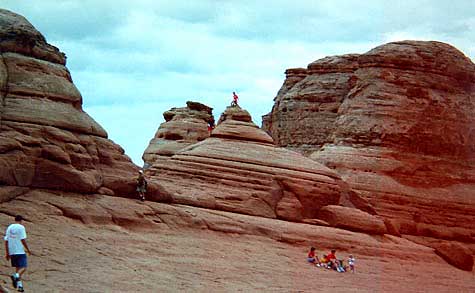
[348,255,356,273]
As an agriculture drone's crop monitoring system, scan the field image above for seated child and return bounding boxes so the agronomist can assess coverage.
[318,254,331,269]
[326,249,338,270]
[307,247,316,263]
[348,254,356,273]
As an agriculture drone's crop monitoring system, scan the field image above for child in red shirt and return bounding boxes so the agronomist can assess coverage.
[327,249,337,269]
[307,247,316,263]
[231,92,239,106]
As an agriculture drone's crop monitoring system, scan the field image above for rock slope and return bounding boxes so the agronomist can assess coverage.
[263,41,475,255]
[1,189,474,291]
[0,9,139,197]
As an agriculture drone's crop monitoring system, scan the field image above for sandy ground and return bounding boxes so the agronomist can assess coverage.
[0,193,474,292]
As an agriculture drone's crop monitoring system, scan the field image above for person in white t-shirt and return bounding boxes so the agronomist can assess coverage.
[348,254,356,273]
[4,215,31,292]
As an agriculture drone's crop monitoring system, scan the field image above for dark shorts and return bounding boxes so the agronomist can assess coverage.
[11,254,27,268]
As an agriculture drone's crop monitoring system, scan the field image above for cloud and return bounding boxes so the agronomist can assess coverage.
[1,0,474,165]
[2,0,127,40]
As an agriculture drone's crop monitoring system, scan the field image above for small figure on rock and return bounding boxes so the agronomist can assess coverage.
[326,249,345,272]
[207,119,215,133]
[318,254,330,268]
[307,247,316,264]
[231,91,239,106]
[136,170,147,202]
[327,249,336,261]
[348,254,356,273]
[4,215,31,292]
[335,259,346,273]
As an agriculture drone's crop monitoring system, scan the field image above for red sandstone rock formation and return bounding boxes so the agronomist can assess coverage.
[142,101,214,167]
[317,205,387,235]
[262,54,360,156]
[0,9,141,197]
[263,41,475,267]
[146,105,377,226]
[1,9,473,291]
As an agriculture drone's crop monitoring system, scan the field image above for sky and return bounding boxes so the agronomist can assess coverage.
[2,0,474,166]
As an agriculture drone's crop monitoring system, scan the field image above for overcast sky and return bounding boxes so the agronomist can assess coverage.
[2,1,474,166]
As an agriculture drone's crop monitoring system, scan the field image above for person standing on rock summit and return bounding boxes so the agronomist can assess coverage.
[136,170,147,201]
[231,91,239,106]
[4,215,31,292]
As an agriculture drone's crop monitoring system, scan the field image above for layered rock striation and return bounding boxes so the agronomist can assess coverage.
[146,105,381,230]
[262,54,359,155]
[142,101,214,167]
[1,9,473,290]
[0,9,139,196]
[263,41,475,249]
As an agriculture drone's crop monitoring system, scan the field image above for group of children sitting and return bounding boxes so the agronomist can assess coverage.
[307,247,355,273]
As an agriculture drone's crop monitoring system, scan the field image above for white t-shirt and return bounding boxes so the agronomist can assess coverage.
[4,223,27,255]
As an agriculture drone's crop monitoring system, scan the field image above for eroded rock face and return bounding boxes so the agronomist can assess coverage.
[147,105,352,222]
[435,242,474,271]
[0,9,66,65]
[262,54,359,156]
[142,101,214,167]
[0,9,139,196]
[264,40,475,245]
[317,205,387,235]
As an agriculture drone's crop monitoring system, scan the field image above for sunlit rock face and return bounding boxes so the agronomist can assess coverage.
[0,9,140,196]
[264,40,475,246]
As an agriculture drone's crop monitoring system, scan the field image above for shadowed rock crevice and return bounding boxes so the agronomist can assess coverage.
[0,52,10,128]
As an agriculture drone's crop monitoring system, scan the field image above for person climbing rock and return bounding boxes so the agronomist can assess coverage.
[4,215,31,292]
[207,118,215,133]
[136,170,147,201]
[231,91,239,106]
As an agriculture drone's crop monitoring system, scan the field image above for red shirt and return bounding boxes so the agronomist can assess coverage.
[327,252,336,260]
[308,251,315,258]
[233,93,239,102]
